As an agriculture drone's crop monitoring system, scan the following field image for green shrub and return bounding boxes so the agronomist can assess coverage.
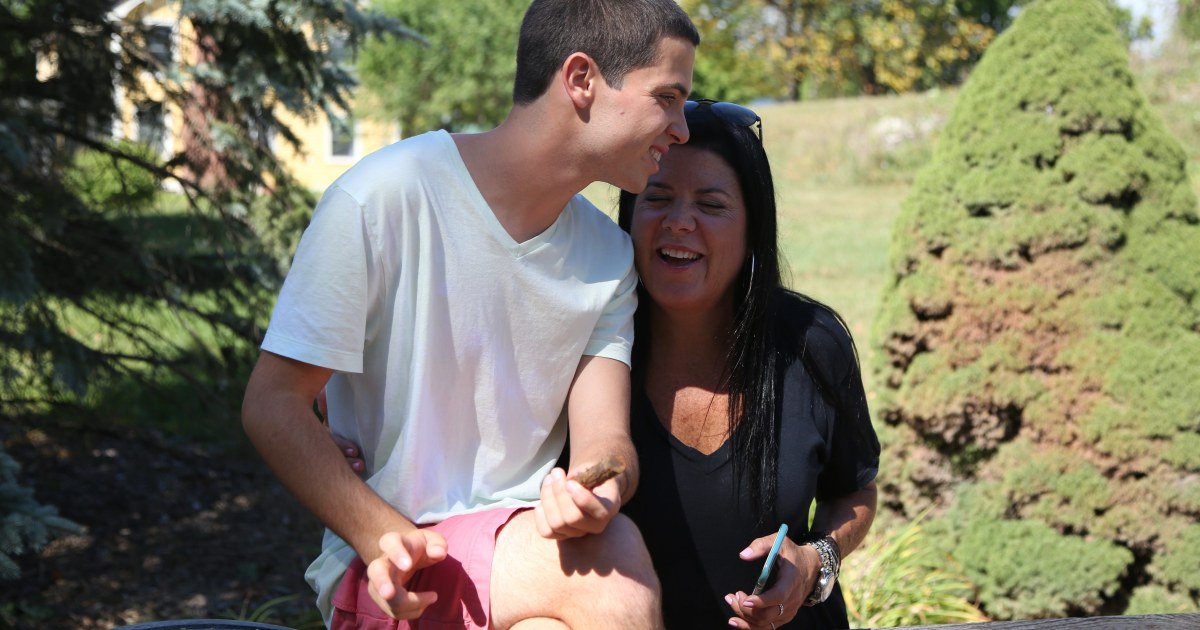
[1126,585,1199,615]
[944,493,1133,619]
[872,0,1200,618]
[1152,524,1200,594]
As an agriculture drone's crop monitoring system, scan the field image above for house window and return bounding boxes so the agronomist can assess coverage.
[330,115,356,158]
[146,25,173,67]
[136,102,166,154]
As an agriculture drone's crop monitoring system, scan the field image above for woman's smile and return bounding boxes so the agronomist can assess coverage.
[632,145,747,313]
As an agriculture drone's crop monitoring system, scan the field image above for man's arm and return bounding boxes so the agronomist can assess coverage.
[241,351,444,617]
[242,351,411,554]
[533,354,637,539]
[566,355,638,503]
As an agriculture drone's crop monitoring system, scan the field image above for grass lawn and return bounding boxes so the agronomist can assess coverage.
[776,184,906,398]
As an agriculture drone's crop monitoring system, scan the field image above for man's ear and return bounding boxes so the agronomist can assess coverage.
[560,51,599,110]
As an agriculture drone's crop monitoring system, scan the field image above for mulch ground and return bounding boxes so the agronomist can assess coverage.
[2,417,324,629]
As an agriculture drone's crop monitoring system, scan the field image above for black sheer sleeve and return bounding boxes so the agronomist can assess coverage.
[776,291,880,501]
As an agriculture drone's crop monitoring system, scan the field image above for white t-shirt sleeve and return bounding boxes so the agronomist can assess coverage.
[261,185,376,373]
[583,258,637,365]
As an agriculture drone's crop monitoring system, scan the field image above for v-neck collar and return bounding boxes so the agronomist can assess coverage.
[442,131,566,258]
[635,385,732,473]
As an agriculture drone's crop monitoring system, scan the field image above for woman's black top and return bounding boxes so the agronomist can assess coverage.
[622,293,880,628]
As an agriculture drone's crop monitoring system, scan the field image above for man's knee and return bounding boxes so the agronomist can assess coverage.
[562,514,655,576]
[493,512,662,628]
[559,514,661,618]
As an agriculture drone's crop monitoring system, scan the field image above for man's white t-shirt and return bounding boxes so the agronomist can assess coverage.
[260,130,637,619]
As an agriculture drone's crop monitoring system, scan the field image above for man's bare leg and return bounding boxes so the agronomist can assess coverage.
[489,511,662,629]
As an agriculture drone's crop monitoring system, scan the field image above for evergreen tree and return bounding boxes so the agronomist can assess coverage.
[1,1,415,577]
[873,0,1200,618]
[0,0,413,416]
[0,444,80,580]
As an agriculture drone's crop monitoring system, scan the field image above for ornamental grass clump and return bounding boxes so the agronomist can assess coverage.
[872,0,1200,618]
[842,515,988,628]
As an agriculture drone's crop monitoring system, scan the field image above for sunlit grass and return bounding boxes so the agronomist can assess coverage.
[777,185,906,400]
[843,514,989,629]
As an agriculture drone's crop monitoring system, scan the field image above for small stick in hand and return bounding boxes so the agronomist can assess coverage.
[572,455,626,490]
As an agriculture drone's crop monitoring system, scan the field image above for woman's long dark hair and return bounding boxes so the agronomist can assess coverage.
[618,107,783,522]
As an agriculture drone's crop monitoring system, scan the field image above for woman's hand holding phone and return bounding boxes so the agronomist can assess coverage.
[752,524,788,596]
[724,525,822,630]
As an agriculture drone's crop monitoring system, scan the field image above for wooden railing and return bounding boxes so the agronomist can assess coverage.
[877,613,1200,629]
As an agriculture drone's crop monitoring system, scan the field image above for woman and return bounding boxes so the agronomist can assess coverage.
[334,99,880,629]
[616,99,879,629]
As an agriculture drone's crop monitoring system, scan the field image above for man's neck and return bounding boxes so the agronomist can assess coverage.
[453,107,594,243]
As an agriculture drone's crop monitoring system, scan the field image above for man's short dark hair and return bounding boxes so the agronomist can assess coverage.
[512,0,700,105]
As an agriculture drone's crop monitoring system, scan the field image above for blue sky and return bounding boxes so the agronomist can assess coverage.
[1114,0,1177,54]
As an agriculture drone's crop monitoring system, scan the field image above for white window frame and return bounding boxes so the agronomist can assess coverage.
[137,16,177,159]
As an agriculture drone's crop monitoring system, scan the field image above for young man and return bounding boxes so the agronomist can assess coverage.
[240,0,698,627]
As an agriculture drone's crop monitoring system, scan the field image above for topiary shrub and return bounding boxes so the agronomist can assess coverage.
[872,0,1200,618]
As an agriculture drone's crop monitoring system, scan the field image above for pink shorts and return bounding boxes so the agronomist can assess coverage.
[330,507,526,630]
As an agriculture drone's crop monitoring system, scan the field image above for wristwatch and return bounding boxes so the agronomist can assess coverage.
[804,534,841,606]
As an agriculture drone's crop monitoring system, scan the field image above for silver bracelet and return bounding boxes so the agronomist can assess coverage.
[803,535,841,606]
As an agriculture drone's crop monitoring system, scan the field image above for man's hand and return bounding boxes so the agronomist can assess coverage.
[366,529,449,619]
[533,465,622,539]
[542,355,637,540]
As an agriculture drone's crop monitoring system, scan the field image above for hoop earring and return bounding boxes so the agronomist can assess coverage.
[745,253,756,302]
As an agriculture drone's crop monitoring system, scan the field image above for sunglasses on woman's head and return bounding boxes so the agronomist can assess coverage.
[684,99,763,142]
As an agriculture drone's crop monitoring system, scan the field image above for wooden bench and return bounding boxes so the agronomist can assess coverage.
[115,620,293,630]
[878,613,1200,629]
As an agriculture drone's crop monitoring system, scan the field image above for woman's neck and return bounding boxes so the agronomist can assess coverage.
[644,302,735,386]
[641,302,738,453]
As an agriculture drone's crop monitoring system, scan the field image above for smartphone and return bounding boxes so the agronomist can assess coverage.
[752,523,789,596]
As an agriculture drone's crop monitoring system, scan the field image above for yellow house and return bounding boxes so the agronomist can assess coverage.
[109,0,398,193]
